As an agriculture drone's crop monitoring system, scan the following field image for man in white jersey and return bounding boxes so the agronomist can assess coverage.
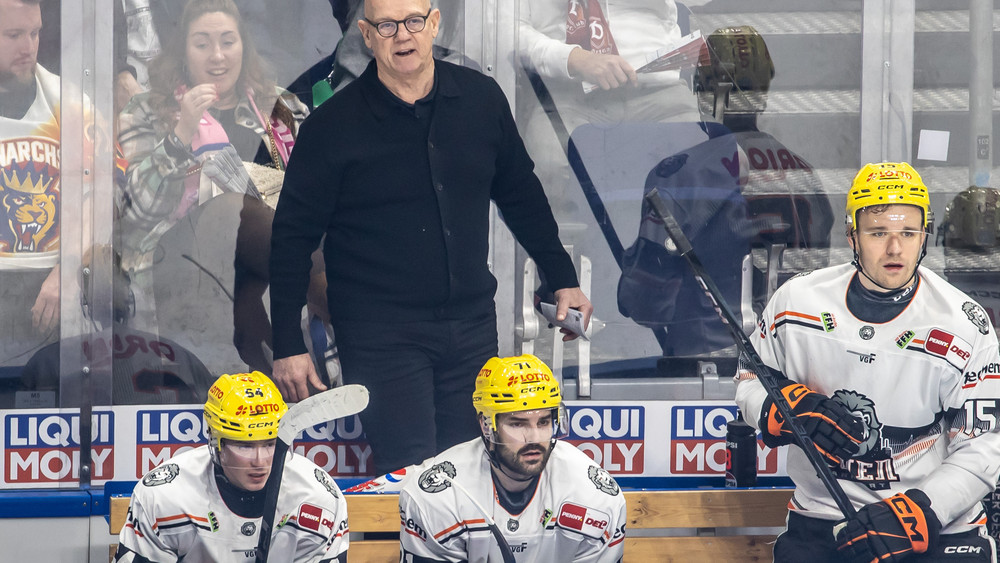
[735,162,1000,562]
[399,354,626,562]
[0,0,62,371]
[115,371,349,562]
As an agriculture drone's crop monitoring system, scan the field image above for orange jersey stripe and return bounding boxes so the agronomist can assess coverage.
[775,311,822,323]
[434,518,487,539]
[152,512,209,531]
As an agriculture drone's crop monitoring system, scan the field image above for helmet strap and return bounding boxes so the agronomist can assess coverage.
[207,429,223,466]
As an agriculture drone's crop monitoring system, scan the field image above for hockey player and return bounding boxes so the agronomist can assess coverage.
[115,372,349,562]
[398,354,626,562]
[735,162,1000,562]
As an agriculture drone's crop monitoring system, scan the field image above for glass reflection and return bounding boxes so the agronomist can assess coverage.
[0,0,61,408]
[115,0,322,388]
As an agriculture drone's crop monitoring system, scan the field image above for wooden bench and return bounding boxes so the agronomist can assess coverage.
[109,488,793,562]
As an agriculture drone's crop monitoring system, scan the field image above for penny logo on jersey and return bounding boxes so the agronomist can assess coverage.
[924,328,973,371]
[0,137,60,257]
[3,411,113,485]
[565,406,645,474]
[669,405,780,476]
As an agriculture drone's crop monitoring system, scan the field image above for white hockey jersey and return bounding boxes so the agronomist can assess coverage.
[736,264,1000,533]
[399,439,626,563]
[116,446,348,562]
[0,65,61,269]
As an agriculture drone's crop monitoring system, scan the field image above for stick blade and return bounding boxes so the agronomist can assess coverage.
[278,384,370,443]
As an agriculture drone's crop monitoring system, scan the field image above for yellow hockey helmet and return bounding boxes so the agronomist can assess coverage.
[204,372,288,453]
[846,162,932,230]
[473,354,563,432]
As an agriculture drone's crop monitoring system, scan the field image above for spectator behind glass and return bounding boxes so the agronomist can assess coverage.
[0,0,62,396]
[114,0,341,113]
[117,0,312,377]
[18,245,215,407]
[518,0,703,220]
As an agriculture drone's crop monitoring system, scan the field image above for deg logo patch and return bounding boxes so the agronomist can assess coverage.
[142,463,179,487]
[418,461,457,494]
[588,465,620,496]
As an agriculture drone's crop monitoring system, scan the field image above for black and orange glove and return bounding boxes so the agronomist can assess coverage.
[759,379,864,465]
[835,490,941,562]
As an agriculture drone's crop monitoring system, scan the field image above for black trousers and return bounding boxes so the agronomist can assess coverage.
[333,310,498,475]
[775,510,995,562]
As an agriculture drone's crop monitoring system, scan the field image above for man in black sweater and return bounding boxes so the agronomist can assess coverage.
[269,0,591,474]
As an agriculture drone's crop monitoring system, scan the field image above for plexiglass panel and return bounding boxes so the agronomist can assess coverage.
[513,0,1000,388]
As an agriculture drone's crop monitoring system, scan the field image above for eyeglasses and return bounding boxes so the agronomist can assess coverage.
[364,8,432,38]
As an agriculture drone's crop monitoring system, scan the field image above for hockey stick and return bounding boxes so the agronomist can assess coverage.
[644,190,856,519]
[254,384,370,563]
[418,463,517,563]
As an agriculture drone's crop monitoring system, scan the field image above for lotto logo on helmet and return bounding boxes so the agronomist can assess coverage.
[507,372,551,386]
[867,169,912,182]
[234,403,282,416]
[557,502,611,538]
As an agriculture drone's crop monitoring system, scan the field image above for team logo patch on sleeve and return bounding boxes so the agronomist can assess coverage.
[588,465,620,496]
[142,463,179,486]
[963,302,991,335]
[418,461,457,493]
[557,502,611,538]
[925,328,973,370]
[314,468,340,499]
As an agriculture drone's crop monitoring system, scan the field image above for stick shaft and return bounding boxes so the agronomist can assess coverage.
[255,385,369,562]
[645,190,856,518]
[254,441,289,563]
[441,473,516,563]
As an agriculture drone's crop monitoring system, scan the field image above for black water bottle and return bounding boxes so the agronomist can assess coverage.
[725,413,757,487]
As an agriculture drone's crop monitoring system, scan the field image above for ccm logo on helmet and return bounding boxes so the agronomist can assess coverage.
[247,421,276,429]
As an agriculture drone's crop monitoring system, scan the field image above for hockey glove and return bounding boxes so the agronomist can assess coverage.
[835,489,941,563]
[759,379,864,465]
